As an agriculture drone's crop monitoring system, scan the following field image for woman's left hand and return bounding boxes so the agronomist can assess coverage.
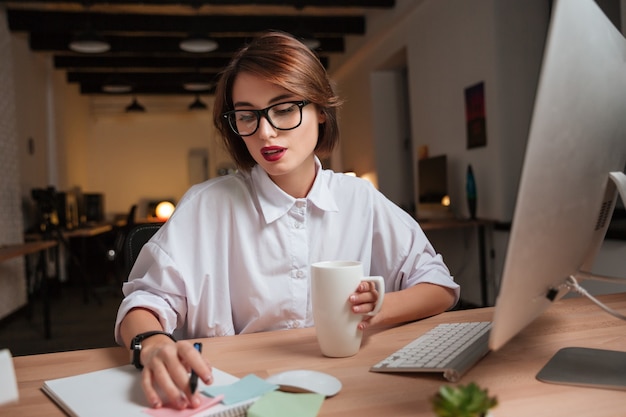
[349,281,381,330]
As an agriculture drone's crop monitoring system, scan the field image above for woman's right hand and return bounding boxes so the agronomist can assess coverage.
[139,336,213,409]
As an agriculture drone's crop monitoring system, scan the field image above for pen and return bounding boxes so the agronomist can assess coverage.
[189,342,202,394]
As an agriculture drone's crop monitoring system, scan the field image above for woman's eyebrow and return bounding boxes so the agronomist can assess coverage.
[233,94,296,109]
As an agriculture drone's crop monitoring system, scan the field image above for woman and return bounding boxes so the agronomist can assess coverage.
[115,31,459,410]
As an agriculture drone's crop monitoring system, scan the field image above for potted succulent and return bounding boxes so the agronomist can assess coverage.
[431,382,498,417]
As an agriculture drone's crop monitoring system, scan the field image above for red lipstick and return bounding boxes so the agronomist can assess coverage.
[261,146,286,162]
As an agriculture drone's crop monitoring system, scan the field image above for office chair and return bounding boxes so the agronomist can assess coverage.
[106,204,137,283]
[122,222,164,280]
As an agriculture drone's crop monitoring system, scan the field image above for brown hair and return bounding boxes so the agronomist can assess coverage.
[213,31,342,171]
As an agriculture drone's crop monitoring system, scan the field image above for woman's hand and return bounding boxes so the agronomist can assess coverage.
[349,281,381,330]
[139,337,213,409]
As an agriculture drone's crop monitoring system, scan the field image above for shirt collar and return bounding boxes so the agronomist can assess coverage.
[251,157,339,224]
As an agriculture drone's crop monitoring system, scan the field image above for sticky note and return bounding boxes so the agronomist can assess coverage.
[203,374,277,405]
[142,394,224,417]
[246,391,325,417]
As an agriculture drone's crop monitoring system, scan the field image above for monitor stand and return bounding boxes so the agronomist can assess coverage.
[537,347,626,390]
[537,172,626,391]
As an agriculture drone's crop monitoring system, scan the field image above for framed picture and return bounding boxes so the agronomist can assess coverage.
[464,82,487,149]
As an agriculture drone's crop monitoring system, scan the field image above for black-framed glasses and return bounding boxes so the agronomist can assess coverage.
[222,100,310,137]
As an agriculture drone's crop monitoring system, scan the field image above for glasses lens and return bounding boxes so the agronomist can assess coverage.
[229,111,258,136]
[267,102,303,130]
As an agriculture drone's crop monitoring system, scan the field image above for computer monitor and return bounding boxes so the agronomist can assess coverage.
[488,0,626,388]
[417,155,452,219]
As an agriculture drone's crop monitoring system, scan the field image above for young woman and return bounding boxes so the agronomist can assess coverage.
[115,31,459,410]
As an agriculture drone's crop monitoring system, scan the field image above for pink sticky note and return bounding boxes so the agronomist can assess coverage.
[142,394,224,417]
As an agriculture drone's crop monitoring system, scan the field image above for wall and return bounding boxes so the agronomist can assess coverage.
[330,0,549,305]
[0,9,26,318]
[332,0,548,222]
[85,102,230,218]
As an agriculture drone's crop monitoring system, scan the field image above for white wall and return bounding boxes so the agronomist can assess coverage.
[0,9,26,319]
[85,103,230,218]
[330,0,549,305]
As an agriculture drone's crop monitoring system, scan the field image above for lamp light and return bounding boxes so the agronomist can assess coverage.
[155,201,175,221]
[183,73,213,92]
[125,97,145,113]
[102,74,132,93]
[69,31,110,54]
[188,95,207,111]
[179,35,218,53]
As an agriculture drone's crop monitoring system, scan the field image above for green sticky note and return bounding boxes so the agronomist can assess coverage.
[246,391,325,417]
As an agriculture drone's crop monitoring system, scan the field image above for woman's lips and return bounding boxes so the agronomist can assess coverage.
[261,146,286,162]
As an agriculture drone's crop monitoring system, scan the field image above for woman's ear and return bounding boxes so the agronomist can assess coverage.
[317,108,327,124]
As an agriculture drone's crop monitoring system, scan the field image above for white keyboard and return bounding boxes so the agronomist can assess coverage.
[370,321,492,382]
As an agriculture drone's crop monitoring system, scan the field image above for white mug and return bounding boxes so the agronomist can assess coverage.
[310,260,385,357]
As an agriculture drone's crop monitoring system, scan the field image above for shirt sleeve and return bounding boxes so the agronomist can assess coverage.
[114,241,187,345]
[369,186,460,305]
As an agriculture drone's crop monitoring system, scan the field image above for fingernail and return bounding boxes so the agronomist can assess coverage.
[152,400,162,409]
[191,395,201,408]
[177,396,189,409]
[349,295,356,302]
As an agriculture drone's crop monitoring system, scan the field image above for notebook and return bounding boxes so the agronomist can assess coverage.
[42,364,256,417]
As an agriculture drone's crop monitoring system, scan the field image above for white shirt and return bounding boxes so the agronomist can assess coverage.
[114,159,459,344]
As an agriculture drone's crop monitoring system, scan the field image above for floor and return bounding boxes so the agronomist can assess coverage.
[0,280,123,357]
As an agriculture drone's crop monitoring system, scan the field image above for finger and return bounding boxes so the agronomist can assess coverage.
[352,301,376,314]
[358,315,373,330]
[145,345,190,410]
[141,368,164,409]
[350,289,378,305]
[181,342,213,386]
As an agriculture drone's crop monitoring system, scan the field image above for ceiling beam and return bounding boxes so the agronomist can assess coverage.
[7,10,366,36]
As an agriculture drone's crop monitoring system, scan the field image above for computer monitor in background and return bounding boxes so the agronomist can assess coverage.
[489,0,626,388]
[417,155,452,219]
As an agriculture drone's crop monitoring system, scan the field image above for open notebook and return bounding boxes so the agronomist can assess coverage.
[42,365,256,417]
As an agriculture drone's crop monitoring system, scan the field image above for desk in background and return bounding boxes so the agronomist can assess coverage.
[0,240,58,338]
[420,218,495,307]
[6,293,625,416]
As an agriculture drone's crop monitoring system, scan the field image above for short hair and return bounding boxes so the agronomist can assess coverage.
[213,31,342,171]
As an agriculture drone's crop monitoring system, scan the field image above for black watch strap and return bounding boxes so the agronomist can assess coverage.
[130,331,176,370]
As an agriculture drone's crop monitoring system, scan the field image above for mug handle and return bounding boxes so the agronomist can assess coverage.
[360,276,385,316]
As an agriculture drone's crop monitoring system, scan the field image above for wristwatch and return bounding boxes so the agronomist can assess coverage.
[130,331,176,369]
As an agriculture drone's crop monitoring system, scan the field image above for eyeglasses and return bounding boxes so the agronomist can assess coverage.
[222,100,310,137]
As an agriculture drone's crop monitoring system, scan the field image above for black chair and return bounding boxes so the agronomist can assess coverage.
[122,222,164,280]
[106,205,137,284]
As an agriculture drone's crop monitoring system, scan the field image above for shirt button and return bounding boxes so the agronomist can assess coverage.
[296,270,305,278]
[296,201,306,208]
[294,222,301,229]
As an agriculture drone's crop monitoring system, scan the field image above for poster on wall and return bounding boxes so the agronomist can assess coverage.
[464,81,487,149]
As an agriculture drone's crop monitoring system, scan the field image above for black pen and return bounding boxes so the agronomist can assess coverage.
[189,342,202,394]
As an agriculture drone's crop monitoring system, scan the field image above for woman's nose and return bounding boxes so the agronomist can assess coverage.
[256,115,277,139]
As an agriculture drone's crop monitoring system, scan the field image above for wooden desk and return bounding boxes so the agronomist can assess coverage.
[54,224,113,303]
[6,294,626,416]
[0,241,58,338]
[0,241,57,263]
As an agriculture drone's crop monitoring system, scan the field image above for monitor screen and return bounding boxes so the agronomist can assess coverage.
[489,0,626,355]
[490,0,626,350]
[418,155,448,204]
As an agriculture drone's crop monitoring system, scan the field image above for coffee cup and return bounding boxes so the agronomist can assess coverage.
[310,260,385,357]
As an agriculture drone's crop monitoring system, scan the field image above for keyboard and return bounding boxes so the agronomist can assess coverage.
[370,321,492,382]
